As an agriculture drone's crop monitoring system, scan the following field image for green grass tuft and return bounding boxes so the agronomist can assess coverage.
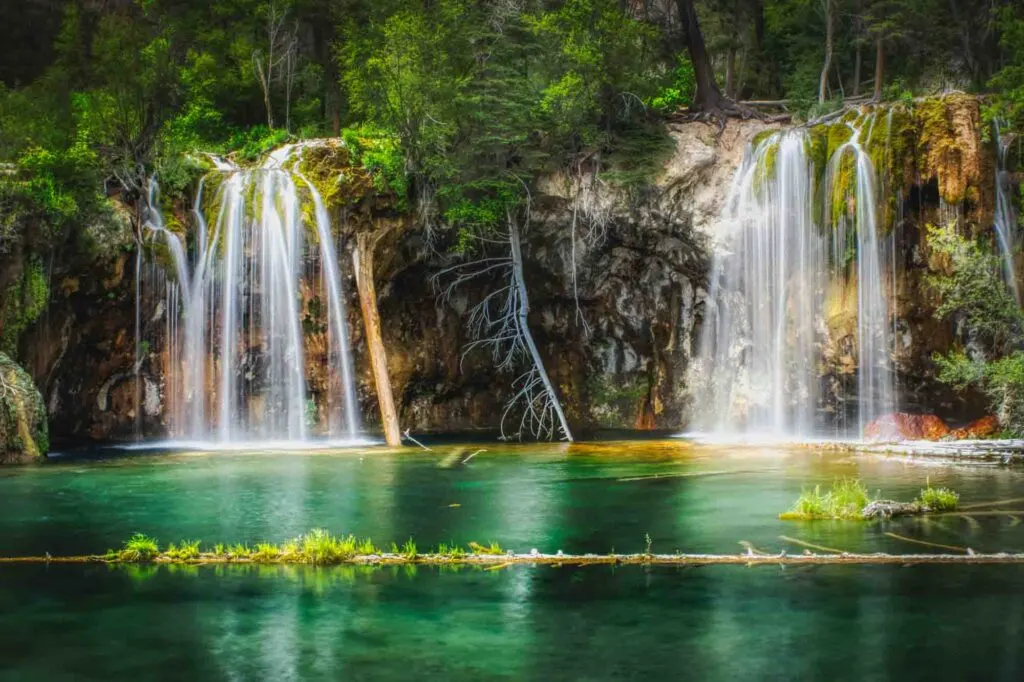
[469,541,503,555]
[116,533,160,561]
[435,542,466,559]
[917,479,960,511]
[779,478,872,520]
[165,540,201,561]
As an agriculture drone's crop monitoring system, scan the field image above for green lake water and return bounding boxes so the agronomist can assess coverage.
[2,441,1024,680]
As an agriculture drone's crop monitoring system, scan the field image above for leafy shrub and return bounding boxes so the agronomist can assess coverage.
[649,56,696,113]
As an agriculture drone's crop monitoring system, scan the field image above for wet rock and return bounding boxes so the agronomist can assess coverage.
[949,415,999,440]
[0,352,48,463]
[864,412,951,442]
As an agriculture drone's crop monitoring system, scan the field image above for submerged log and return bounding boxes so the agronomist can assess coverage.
[862,500,925,519]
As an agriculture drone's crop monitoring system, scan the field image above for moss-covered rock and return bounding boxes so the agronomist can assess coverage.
[0,352,48,463]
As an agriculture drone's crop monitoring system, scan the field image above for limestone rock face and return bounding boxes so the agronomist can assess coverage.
[10,95,1015,441]
[0,352,48,462]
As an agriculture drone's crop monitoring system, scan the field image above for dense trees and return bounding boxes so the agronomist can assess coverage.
[0,0,1023,438]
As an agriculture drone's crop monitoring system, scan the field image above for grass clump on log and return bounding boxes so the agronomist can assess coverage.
[779,478,872,520]
[780,478,963,520]
[110,533,160,561]
[917,480,960,511]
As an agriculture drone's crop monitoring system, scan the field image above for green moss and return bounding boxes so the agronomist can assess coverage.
[751,129,776,149]
[806,124,830,182]
[826,123,853,159]
[1,256,50,356]
[753,138,780,190]
[828,148,857,227]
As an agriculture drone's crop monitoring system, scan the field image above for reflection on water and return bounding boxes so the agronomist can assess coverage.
[2,442,1024,679]
[3,441,1024,557]
[0,562,1023,680]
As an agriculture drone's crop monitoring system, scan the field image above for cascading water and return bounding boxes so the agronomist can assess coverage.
[143,142,362,444]
[691,118,896,439]
[826,120,895,435]
[693,131,825,436]
[993,119,1020,303]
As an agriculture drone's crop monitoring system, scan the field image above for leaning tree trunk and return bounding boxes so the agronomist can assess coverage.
[508,222,573,442]
[354,229,402,447]
[819,0,834,104]
[873,35,885,101]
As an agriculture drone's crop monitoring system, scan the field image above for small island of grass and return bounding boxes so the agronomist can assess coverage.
[780,478,959,521]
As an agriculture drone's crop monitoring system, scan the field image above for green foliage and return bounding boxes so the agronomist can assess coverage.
[917,479,960,511]
[989,5,1024,131]
[926,223,1024,356]
[340,126,408,202]
[1,257,50,356]
[226,126,291,162]
[928,224,1024,431]
[649,56,696,112]
[779,478,872,520]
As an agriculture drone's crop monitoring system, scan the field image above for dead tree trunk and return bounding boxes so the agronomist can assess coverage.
[354,229,402,447]
[508,221,573,442]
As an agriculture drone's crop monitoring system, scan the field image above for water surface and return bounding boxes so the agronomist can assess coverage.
[2,441,1023,680]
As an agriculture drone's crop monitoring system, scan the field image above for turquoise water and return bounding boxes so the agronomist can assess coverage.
[2,441,1024,680]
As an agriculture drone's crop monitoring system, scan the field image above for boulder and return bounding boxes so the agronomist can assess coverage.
[949,415,1000,440]
[864,413,951,442]
[0,352,48,463]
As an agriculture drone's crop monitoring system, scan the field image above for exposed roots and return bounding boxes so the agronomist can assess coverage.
[432,205,573,442]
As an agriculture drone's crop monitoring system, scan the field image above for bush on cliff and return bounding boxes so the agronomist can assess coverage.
[927,224,1024,433]
[0,352,48,462]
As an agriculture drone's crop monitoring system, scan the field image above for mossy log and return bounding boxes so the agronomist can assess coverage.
[4,551,1024,567]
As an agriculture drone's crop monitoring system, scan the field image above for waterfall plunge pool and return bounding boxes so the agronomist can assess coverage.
[3,441,1024,679]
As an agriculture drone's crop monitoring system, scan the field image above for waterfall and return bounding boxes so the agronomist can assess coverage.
[994,120,1020,303]
[145,143,362,443]
[691,120,895,439]
[826,121,895,435]
[693,131,824,436]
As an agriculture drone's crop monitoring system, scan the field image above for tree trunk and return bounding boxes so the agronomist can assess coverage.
[852,0,862,97]
[873,35,885,101]
[853,45,862,97]
[818,0,834,105]
[726,46,737,99]
[354,230,402,447]
[676,0,729,112]
[508,222,573,442]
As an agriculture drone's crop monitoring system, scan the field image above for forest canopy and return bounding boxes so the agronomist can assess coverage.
[1,0,1022,255]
